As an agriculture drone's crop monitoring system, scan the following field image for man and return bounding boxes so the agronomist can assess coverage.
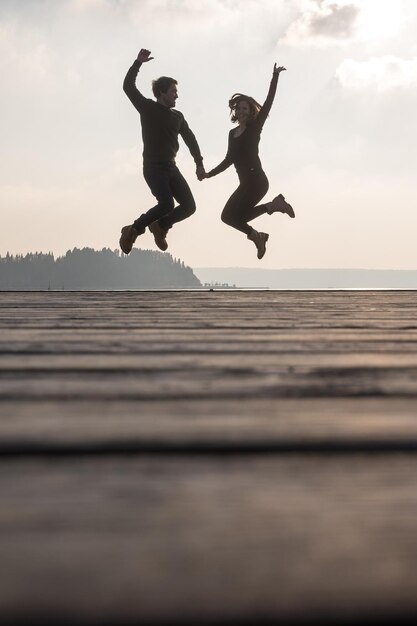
[120,48,205,254]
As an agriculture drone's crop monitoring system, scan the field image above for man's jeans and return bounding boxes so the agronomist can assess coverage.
[133,162,196,233]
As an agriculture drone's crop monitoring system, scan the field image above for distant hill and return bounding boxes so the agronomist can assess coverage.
[194,267,417,289]
[0,248,201,290]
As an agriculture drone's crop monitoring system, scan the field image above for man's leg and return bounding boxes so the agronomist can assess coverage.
[158,166,196,231]
[120,163,175,254]
[134,163,175,232]
[127,163,178,252]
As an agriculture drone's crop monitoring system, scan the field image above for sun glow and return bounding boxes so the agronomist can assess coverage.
[355,0,405,42]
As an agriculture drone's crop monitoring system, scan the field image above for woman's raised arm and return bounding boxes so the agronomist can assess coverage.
[255,63,286,128]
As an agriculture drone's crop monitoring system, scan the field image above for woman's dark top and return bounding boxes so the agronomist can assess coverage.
[123,59,203,166]
[206,73,278,181]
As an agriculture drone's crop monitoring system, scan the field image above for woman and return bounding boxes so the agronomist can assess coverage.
[203,63,294,259]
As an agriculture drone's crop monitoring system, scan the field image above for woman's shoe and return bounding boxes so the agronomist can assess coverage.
[247,229,269,260]
[268,193,295,218]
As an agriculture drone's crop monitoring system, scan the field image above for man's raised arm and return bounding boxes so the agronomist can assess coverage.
[123,48,154,113]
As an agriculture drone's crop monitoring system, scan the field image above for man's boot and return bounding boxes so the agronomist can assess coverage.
[119,224,139,255]
[149,220,169,251]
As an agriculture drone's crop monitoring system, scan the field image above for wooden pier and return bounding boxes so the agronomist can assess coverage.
[0,290,416,625]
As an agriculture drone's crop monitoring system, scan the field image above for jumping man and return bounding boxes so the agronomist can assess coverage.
[120,48,205,254]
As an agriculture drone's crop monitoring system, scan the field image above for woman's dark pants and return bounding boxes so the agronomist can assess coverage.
[221,169,269,236]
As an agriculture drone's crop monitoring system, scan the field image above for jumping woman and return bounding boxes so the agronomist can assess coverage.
[203,63,294,259]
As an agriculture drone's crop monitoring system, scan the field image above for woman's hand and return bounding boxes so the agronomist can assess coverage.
[273,63,286,75]
[137,48,154,63]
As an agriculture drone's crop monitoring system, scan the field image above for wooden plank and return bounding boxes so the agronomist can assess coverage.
[1,456,416,624]
[1,291,417,624]
[0,369,416,400]
[2,352,417,369]
[0,398,417,449]
[2,329,417,342]
[0,360,416,400]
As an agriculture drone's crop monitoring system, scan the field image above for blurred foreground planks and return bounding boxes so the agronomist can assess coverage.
[0,290,417,625]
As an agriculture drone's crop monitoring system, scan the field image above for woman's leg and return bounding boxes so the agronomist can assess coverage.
[244,171,271,223]
[221,185,252,235]
[221,171,269,234]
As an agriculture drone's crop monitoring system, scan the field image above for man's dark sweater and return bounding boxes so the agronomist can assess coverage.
[123,60,203,166]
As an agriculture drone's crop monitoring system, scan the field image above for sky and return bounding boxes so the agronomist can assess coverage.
[1,0,417,269]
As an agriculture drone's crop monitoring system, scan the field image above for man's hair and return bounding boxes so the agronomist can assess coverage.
[152,76,177,98]
[228,93,261,123]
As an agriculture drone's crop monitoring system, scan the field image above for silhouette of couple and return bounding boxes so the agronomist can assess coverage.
[120,48,295,261]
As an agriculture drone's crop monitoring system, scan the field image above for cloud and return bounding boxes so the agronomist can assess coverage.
[309,2,358,37]
[281,0,359,46]
[0,19,52,80]
[71,0,109,9]
[335,55,417,92]
[354,0,406,42]
[106,0,238,27]
[98,0,290,49]
[281,0,406,47]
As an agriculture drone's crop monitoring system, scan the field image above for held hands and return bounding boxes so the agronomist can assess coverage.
[137,48,154,63]
[196,164,206,181]
[273,63,286,75]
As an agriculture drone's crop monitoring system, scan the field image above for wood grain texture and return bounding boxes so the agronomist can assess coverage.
[0,290,416,624]
[1,456,417,624]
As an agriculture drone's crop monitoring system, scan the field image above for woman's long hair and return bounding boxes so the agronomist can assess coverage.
[229,93,261,123]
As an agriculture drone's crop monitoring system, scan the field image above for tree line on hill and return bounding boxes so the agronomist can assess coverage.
[0,248,202,290]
